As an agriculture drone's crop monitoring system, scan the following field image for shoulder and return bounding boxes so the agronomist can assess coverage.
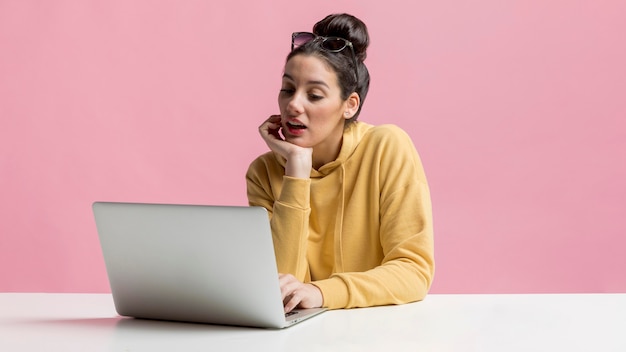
[246,151,282,180]
[358,123,425,175]
[248,151,276,167]
[248,151,272,168]
[359,124,429,190]
[368,123,411,137]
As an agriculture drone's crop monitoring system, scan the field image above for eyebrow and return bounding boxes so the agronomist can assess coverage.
[282,73,330,89]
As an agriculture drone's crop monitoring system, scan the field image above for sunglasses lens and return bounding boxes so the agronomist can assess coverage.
[293,32,316,48]
[321,38,347,52]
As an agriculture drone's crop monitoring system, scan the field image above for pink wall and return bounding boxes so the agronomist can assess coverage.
[1,1,625,293]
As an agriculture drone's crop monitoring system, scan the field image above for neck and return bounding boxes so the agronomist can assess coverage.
[312,139,343,169]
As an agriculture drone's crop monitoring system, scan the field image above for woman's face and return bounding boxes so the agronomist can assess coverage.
[278,54,353,163]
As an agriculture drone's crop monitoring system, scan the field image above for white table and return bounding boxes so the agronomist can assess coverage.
[1,293,625,351]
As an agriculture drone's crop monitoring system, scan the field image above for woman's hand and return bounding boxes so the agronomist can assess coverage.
[279,273,323,313]
[259,115,312,178]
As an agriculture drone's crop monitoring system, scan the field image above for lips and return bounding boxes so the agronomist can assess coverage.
[286,121,306,129]
[284,119,307,136]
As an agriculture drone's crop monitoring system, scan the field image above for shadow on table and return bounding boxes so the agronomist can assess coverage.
[111,317,290,350]
[11,316,122,330]
[14,316,290,350]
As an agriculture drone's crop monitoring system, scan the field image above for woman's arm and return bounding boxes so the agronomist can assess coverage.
[246,159,323,311]
[248,116,324,311]
[313,125,435,309]
[314,181,434,308]
[250,115,314,279]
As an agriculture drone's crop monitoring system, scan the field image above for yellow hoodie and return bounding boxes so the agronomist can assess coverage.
[246,122,434,309]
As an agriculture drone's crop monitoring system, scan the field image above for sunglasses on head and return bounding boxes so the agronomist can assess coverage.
[291,32,359,82]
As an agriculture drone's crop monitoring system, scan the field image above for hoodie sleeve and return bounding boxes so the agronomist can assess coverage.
[245,155,312,281]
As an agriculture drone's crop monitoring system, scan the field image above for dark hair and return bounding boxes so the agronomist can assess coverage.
[287,13,371,124]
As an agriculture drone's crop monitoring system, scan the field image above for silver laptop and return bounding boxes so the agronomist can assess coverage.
[92,202,326,329]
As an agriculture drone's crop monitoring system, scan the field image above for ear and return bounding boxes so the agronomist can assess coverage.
[343,92,360,120]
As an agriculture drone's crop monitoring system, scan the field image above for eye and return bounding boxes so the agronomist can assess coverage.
[279,88,295,96]
[308,94,323,101]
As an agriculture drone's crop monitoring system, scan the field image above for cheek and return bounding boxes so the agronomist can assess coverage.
[277,97,287,112]
[319,104,344,120]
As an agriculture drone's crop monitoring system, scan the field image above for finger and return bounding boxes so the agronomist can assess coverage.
[269,126,282,140]
[283,291,294,308]
[260,115,282,129]
[268,114,282,123]
[278,273,289,283]
[283,290,301,313]
[278,273,296,285]
[259,121,283,141]
[278,275,298,301]
[259,121,279,134]
[278,274,305,307]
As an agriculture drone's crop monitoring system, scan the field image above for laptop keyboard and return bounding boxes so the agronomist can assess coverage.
[285,311,299,317]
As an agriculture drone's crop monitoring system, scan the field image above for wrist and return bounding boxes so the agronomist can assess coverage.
[285,149,312,178]
[308,283,324,308]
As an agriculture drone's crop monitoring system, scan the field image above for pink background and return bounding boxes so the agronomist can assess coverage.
[1,1,625,293]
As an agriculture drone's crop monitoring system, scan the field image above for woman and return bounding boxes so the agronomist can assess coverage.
[246,13,434,312]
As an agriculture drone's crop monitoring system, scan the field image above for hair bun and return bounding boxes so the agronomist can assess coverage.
[313,13,369,62]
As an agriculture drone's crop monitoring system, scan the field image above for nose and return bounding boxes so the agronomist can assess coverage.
[285,93,304,116]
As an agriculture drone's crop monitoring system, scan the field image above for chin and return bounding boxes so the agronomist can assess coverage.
[284,137,311,148]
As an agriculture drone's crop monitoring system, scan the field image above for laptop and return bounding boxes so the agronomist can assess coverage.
[92,202,326,329]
